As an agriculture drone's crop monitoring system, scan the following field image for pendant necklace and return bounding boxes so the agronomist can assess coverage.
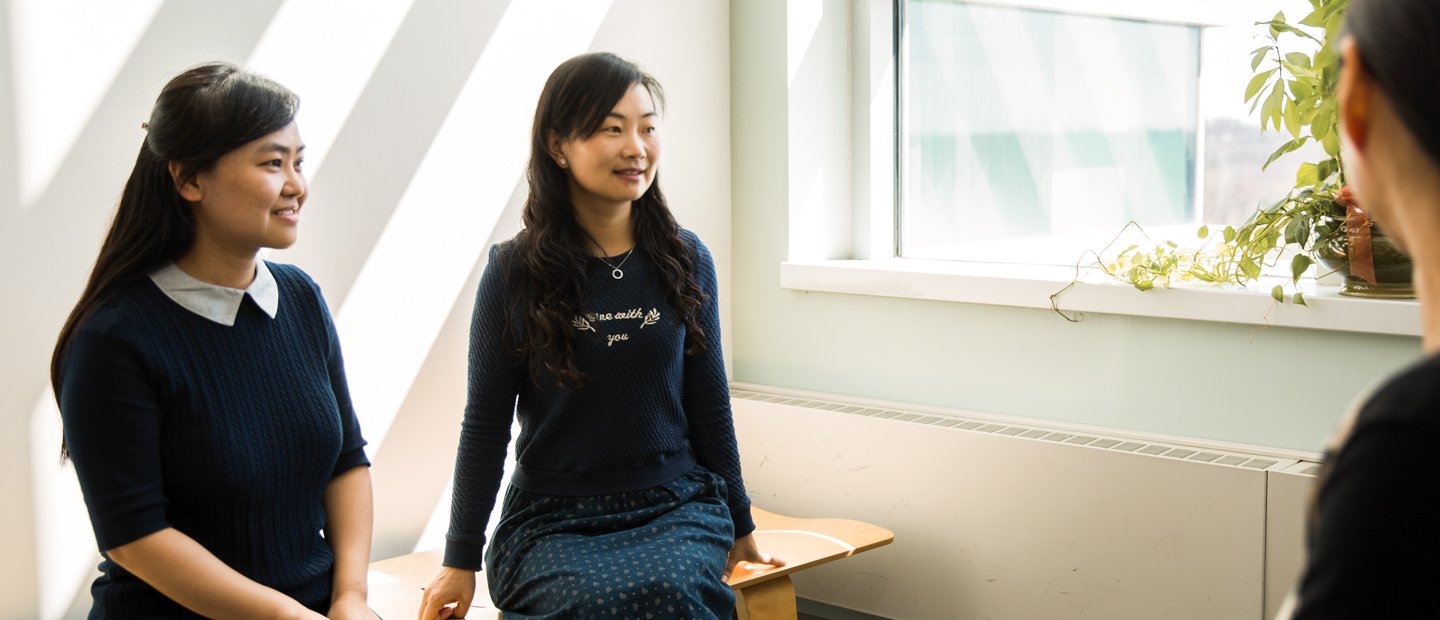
[584,233,634,280]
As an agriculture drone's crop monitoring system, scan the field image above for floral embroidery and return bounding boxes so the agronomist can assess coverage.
[569,307,663,346]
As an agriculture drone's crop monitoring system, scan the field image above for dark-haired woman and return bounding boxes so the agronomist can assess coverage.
[52,62,375,619]
[1279,0,1440,617]
[419,52,780,620]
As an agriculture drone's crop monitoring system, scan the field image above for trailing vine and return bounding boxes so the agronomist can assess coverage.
[1051,0,1351,318]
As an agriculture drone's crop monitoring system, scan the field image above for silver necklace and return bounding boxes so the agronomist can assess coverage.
[585,235,635,279]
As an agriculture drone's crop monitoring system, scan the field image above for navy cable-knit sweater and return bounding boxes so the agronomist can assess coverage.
[58,262,369,618]
[444,230,754,570]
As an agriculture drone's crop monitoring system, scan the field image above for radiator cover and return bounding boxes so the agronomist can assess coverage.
[730,385,1318,620]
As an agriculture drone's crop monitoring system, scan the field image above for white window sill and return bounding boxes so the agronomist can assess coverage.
[780,259,1422,337]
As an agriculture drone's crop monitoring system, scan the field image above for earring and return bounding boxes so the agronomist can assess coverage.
[558,158,568,166]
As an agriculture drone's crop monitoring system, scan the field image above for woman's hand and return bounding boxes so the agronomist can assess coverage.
[725,533,785,579]
[102,528,330,620]
[417,567,477,620]
[327,591,377,620]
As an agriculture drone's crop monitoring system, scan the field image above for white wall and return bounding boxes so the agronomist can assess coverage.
[0,1,731,617]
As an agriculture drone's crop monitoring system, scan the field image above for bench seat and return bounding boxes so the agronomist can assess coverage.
[368,507,893,619]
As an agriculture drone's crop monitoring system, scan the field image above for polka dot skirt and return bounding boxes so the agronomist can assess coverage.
[484,466,736,619]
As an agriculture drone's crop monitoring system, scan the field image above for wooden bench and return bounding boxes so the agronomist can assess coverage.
[368,507,893,620]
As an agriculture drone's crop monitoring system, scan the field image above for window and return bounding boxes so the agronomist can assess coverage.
[898,0,1324,267]
[775,0,1418,335]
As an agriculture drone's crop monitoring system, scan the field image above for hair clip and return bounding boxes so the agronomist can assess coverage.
[140,122,149,130]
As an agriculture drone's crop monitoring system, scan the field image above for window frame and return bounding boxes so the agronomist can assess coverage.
[777,0,1421,337]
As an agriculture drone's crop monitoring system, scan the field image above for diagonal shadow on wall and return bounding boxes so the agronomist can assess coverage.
[0,1,17,217]
[367,174,527,560]
[276,0,513,309]
[6,0,289,402]
[0,1,41,611]
[4,2,287,616]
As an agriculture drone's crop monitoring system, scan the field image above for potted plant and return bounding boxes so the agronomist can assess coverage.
[1240,0,1411,298]
[1053,0,1412,312]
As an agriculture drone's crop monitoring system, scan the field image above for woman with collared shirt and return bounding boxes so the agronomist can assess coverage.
[1279,0,1440,617]
[52,62,376,619]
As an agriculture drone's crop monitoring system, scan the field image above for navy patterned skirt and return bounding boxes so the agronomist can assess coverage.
[484,466,736,619]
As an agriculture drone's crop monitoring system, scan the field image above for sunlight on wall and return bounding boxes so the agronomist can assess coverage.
[412,419,519,554]
[9,0,162,208]
[335,0,613,455]
[786,0,822,86]
[784,0,850,262]
[244,0,416,177]
[9,1,726,615]
[27,390,97,620]
[789,168,827,260]
[415,478,455,552]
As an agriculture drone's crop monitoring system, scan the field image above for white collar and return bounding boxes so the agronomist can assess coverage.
[147,261,280,326]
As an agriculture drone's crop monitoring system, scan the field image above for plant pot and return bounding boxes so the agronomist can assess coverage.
[1312,221,1414,298]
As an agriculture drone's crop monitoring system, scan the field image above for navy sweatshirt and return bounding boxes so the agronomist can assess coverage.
[444,230,754,570]
[58,262,369,618]
[1290,352,1440,618]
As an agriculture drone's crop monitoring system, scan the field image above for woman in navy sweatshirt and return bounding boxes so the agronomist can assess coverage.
[1280,0,1440,617]
[419,53,780,619]
[52,62,374,619]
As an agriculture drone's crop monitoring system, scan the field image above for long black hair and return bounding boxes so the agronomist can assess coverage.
[506,52,706,387]
[51,62,298,422]
[1345,0,1440,165]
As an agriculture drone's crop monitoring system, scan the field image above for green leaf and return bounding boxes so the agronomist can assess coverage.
[1283,97,1301,139]
[1296,162,1319,187]
[1251,48,1269,72]
[1285,52,1312,70]
[1314,46,1339,76]
[1322,129,1341,157]
[1289,79,1314,100]
[1294,291,1308,306]
[1284,216,1308,245]
[1267,12,1285,38]
[1299,104,1320,128]
[1268,82,1286,132]
[1245,69,1277,103]
[1317,159,1339,183]
[1198,225,1210,238]
[1324,9,1345,44]
[1272,284,1285,302]
[1272,21,1323,44]
[1223,226,1237,244]
[1135,280,1154,292]
[1241,257,1262,280]
[1262,137,1309,170]
[1291,253,1314,281]
[1299,5,1327,27]
[1311,99,1335,141]
[1260,93,1278,131]
[1281,60,1316,81]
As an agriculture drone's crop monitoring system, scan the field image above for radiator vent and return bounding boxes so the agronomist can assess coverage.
[732,389,1295,472]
